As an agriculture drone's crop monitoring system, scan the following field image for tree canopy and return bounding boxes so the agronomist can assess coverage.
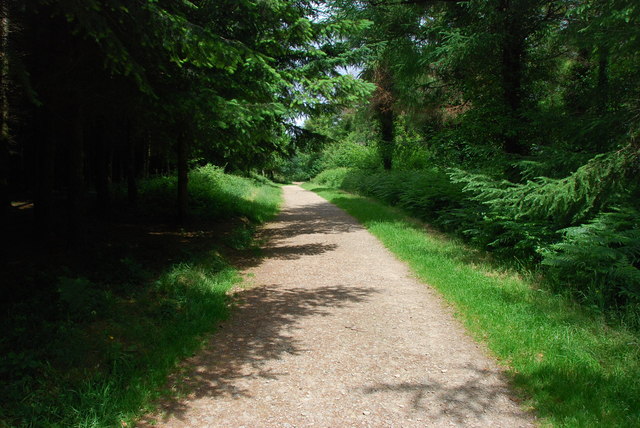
[0,0,373,230]
[2,0,639,311]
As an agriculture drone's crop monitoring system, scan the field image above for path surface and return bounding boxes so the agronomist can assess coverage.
[141,185,534,427]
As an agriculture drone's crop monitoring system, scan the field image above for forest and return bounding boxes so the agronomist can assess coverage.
[1,0,638,426]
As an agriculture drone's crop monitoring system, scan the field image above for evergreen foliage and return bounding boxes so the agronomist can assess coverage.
[302,0,640,323]
[314,142,640,316]
[543,208,640,308]
[313,167,466,227]
[3,0,640,423]
[450,140,640,226]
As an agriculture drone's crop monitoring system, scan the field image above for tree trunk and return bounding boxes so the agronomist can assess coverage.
[94,119,110,216]
[125,120,137,205]
[596,47,609,114]
[176,127,188,224]
[67,102,85,246]
[0,2,10,218]
[142,138,150,179]
[372,62,395,170]
[499,0,528,157]
[35,113,55,237]
[377,107,394,170]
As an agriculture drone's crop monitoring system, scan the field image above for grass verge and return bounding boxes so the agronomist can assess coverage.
[303,182,640,428]
[1,171,281,427]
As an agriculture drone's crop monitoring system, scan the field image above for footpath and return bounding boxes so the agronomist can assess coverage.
[140,184,534,427]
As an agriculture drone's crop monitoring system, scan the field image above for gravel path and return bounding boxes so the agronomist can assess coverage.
[140,184,535,427]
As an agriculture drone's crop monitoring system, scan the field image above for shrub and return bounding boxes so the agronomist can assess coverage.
[312,142,640,316]
[542,208,640,308]
[319,141,380,171]
[312,167,352,188]
[277,152,324,181]
[314,168,473,241]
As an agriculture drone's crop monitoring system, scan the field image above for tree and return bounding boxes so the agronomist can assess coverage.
[0,1,10,218]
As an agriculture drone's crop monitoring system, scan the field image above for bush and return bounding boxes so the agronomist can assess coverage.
[277,139,381,183]
[314,151,640,318]
[318,141,380,171]
[312,167,352,189]
[315,168,469,230]
[276,152,324,182]
[448,146,640,310]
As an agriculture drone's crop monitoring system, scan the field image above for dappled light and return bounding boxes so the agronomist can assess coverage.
[360,365,521,424]
[308,183,640,427]
[2,0,639,426]
[137,184,534,427]
[140,284,377,425]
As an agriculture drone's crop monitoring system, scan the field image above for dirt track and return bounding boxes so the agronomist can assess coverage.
[140,184,534,427]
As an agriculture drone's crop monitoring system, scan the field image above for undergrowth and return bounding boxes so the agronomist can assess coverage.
[313,166,640,325]
[132,164,281,222]
[0,169,281,427]
[304,182,640,427]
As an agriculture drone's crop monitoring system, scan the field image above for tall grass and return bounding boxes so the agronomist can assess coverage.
[304,182,640,427]
[0,168,281,427]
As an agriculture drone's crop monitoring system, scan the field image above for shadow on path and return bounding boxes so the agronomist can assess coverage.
[233,199,359,270]
[262,200,363,240]
[259,242,338,260]
[360,364,523,424]
[140,284,378,425]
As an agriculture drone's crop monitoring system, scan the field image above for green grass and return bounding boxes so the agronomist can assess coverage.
[1,170,282,427]
[304,182,640,428]
[2,250,242,428]
[134,164,282,222]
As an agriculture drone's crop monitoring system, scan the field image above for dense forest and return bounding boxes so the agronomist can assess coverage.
[1,1,369,425]
[1,0,639,426]
[294,0,640,321]
[0,0,369,231]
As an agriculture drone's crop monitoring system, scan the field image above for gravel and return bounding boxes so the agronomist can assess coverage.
[139,184,535,428]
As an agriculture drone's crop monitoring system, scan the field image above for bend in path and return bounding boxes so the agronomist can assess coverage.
[140,184,535,427]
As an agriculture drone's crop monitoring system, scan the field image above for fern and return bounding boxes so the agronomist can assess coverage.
[314,140,640,310]
[542,208,640,307]
[450,140,639,226]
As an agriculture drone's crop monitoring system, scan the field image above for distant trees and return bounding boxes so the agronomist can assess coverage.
[321,0,639,173]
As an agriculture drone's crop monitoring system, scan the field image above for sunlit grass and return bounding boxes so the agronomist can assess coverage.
[304,182,640,428]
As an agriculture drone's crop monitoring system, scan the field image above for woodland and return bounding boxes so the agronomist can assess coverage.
[0,0,639,426]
